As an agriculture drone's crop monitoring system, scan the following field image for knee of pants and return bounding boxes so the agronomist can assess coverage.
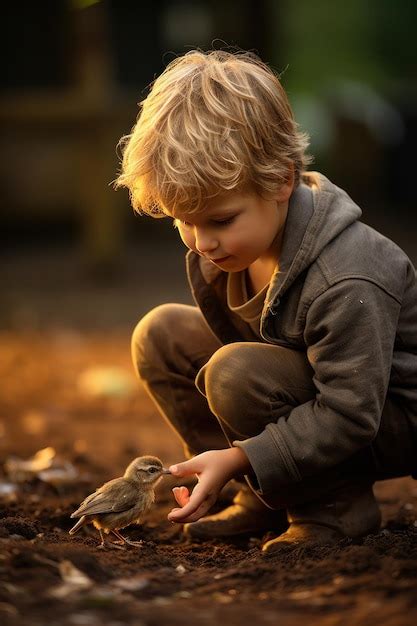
[131,303,181,378]
[198,342,256,430]
[197,342,315,437]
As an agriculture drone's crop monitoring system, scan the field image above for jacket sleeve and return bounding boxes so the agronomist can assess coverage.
[234,279,402,495]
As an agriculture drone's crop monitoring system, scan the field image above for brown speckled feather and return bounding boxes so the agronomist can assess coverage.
[71,478,140,517]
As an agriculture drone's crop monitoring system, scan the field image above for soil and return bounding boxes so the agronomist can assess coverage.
[1,330,417,626]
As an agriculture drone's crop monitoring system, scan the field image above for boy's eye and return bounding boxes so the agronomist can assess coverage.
[174,215,236,228]
[212,216,236,226]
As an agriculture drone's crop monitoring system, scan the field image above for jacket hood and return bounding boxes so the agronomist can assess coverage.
[263,172,362,315]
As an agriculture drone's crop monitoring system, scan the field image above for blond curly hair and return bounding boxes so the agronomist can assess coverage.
[115,49,312,216]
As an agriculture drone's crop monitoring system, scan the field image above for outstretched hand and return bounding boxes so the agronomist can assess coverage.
[168,447,251,524]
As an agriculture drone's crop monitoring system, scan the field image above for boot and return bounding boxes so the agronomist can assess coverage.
[262,482,381,553]
[184,485,288,539]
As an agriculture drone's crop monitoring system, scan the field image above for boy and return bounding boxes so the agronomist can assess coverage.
[115,50,417,552]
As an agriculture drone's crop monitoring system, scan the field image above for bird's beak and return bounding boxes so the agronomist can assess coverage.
[161,467,171,474]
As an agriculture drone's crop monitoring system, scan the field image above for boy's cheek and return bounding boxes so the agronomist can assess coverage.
[177,228,196,252]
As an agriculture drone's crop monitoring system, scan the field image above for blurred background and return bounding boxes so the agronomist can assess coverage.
[1,0,416,332]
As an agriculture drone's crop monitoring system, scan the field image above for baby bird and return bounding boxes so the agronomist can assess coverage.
[69,456,171,548]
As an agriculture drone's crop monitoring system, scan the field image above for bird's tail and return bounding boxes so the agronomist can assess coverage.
[69,515,87,535]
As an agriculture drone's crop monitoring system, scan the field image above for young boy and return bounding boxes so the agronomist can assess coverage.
[115,50,417,552]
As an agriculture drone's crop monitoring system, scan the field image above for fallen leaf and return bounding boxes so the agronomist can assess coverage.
[5,448,81,486]
[49,560,94,598]
[5,447,55,481]
[59,560,93,587]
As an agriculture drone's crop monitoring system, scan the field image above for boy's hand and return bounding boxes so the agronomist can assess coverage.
[167,447,251,524]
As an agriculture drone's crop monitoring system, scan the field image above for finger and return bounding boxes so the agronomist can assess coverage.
[168,502,197,522]
[169,459,198,478]
[168,488,216,523]
[172,486,190,507]
[170,492,217,524]
[168,507,184,522]
[168,486,206,522]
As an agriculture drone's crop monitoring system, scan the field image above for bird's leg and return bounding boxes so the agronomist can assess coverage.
[97,528,107,549]
[97,528,125,550]
[112,529,143,547]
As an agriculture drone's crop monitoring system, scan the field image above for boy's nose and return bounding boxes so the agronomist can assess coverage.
[194,229,218,254]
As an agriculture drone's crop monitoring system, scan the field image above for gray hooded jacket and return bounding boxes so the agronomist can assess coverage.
[185,173,417,494]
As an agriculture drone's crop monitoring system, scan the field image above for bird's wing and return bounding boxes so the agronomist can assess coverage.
[71,478,138,517]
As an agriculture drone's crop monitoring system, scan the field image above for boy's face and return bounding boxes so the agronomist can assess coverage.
[172,186,292,272]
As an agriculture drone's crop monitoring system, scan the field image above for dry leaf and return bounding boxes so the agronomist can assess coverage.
[59,560,93,587]
[50,560,94,598]
[5,448,80,486]
[5,447,55,481]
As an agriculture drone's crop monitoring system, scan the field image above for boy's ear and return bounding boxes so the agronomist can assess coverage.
[275,165,295,203]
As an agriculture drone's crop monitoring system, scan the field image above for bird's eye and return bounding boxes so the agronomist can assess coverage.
[148,467,158,473]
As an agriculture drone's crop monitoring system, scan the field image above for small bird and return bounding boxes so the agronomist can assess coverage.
[69,456,171,548]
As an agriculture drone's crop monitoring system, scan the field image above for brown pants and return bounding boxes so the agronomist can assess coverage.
[132,303,415,508]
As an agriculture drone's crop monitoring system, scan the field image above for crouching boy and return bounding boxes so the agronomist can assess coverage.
[115,50,417,551]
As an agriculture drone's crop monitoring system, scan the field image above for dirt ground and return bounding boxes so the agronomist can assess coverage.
[1,244,417,626]
[1,330,417,626]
